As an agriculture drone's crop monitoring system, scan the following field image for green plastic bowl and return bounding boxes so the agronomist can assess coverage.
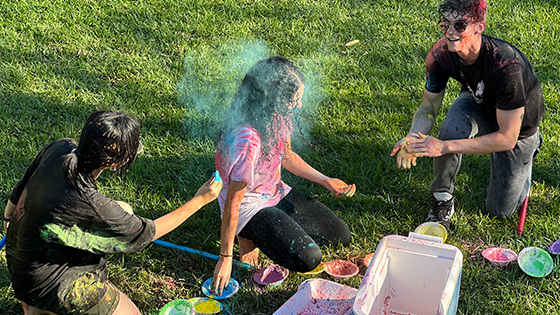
[517,247,553,278]
[159,299,195,315]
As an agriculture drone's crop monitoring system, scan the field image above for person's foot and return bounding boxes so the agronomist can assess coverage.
[426,196,455,229]
[237,236,259,266]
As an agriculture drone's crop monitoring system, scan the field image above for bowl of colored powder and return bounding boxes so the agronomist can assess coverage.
[201,277,239,299]
[517,247,554,278]
[414,222,448,242]
[481,247,517,267]
[253,264,289,287]
[549,239,560,255]
[159,299,195,315]
[324,260,359,279]
[188,297,222,315]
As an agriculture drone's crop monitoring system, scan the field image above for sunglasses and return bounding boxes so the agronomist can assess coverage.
[438,18,476,33]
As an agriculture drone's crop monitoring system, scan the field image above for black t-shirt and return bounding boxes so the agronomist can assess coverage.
[425,35,545,139]
[6,139,156,313]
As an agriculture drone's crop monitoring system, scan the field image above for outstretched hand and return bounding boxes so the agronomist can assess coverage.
[324,178,356,198]
[194,175,223,205]
[390,133,426,169]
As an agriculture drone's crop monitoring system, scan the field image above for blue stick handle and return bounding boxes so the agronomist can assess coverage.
[153,239,254,270]
[0,235,6,251]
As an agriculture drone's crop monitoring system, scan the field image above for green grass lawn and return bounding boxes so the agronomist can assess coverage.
[1,0,559,314]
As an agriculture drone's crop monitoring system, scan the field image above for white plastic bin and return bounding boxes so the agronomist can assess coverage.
[353,235,463,315]
[274,278,357,314]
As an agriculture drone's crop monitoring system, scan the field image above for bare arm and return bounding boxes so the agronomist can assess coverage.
[282,137,355,197]
[281,136,327,183]
[390,89,445,169]
[408,89,445,136]
[408,107,524,156]
[212,179,247,296]
[152,176,221,241]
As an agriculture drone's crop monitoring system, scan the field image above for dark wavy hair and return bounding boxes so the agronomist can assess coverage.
[220,56,305,156]
[439,0,488,22]
[63,111,141,190]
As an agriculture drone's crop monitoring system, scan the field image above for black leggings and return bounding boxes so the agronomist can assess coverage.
[238,189,351,272]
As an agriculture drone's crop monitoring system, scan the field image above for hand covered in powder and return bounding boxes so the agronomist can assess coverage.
[406,133,445,157]
[390,133,425,169]
[324,178,356,198]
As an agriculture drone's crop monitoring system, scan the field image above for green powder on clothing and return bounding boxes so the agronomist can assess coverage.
[41,224,128,254]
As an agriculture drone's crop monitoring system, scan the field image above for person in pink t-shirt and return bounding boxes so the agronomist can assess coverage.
[211,57,356,295]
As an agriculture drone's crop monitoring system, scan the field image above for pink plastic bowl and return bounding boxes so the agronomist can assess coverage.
[253,264,289,286]
[324,260,359,279]
[481,247,517,267]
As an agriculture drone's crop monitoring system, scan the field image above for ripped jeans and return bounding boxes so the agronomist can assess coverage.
[430,92,542,218]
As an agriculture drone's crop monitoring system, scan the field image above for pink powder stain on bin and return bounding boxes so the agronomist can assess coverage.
[295,298,353,315]
[382,295,391,315]
[295,282,355,315]
[273,278,358,314]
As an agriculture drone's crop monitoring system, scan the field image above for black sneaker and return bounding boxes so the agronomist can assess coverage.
[426,196,455,229]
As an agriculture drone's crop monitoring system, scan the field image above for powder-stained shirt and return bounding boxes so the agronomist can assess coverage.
[6,139,156,313]
[425,35,545,139]
[215,120,293,235]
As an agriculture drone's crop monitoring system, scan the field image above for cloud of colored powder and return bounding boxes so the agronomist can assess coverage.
[177,39,328,150]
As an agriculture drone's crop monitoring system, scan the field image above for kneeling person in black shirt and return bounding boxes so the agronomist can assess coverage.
[3,111,221,314]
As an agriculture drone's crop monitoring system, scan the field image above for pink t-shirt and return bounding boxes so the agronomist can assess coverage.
[215,120,293,235]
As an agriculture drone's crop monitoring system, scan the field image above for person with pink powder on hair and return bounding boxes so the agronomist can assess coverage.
[212,57,356,296]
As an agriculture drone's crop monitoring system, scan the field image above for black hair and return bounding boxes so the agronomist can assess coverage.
[220,56,305,156]
[63,111,141,190]
[439,0,488,22]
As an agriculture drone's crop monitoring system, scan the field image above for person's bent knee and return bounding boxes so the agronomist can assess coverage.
[299,246,323,272]
[439,123,472,141]
[284,245,322,273]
